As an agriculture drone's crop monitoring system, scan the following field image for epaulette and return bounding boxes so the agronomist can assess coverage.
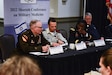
[70,28,75,31]
[75,40,79,44]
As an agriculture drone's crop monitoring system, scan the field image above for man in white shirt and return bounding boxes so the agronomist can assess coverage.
[42,18,68,46]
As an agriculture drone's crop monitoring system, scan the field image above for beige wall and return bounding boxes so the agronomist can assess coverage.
[50,0,58,17]
[0,0,4,18]
[50,0,81,17]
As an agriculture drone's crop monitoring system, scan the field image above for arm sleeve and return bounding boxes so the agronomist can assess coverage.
[17,34,42,53]
[42,31,52,44]
[42,31,58,45]
[88,25,100,40]
[41,34,50,46]
[57,33,68,45]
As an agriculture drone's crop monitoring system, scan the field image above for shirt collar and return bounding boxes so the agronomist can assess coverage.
[46,28,50,34]
[46,28,56,34]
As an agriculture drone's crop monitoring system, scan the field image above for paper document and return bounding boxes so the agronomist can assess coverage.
[29,52,49,56]
[105,39,112,41]
[60,43,68,46]
[94,39,105,47]
[75,42,87,50]
[84,71,101,75]
[49,46,64,55]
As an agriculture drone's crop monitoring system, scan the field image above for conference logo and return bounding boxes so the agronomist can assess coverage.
[20,0,37,3]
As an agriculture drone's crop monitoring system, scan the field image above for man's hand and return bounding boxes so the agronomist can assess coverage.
[42,45,50,52]
[79,29,86,35]
[81,30,86,35]
[58,40,64,45]
[52,42,60,47]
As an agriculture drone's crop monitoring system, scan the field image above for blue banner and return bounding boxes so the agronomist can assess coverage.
[4,0,50,42]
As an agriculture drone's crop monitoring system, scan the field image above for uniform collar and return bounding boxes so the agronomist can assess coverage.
[29,29,40,37]
[46,28,56,34]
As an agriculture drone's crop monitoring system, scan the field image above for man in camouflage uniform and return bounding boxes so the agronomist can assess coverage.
[42,18,68,46]
[84,12,100,40]
[17,20,50,53]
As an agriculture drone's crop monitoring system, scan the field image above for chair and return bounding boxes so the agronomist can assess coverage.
[0,34,15,61]
[59,29,68,40]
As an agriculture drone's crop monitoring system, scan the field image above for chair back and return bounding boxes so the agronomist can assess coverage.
[59,29,68,40]
[0,34,15,60]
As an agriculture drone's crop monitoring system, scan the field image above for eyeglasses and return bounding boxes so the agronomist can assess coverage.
[37,26,42,29]
[34,26,42,29]
[31,26,43,29]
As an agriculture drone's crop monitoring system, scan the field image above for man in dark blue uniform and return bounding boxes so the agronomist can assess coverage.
[84,12,100,40]
[17,20,50,53]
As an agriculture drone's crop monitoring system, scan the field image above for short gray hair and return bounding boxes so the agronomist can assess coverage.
[85,12,92,17]
[30,20,40,27]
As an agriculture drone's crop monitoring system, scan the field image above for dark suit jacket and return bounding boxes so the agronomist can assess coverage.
[87,24,100,40]
[17,29,50,53]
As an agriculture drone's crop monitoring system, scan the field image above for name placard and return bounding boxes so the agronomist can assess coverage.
[49,46,64,55]
[94,39,105,47]
[75,42,87,50]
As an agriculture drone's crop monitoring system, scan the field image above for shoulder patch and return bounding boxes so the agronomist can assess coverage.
[22,35,28,42]
[70,28,75,31]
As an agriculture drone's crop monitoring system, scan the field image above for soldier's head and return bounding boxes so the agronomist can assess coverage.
[30,20,42,35]
[48,18,57,32]
[76,19,87,32]
[84,12,92,25]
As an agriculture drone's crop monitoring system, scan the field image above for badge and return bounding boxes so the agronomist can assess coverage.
[31,40,35,43]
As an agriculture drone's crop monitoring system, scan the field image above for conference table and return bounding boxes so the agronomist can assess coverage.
[29,43,112,75]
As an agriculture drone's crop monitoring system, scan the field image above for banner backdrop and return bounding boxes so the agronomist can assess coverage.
[4,0,50,42]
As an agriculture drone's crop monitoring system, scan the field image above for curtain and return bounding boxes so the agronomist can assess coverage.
[86,0,108,37]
